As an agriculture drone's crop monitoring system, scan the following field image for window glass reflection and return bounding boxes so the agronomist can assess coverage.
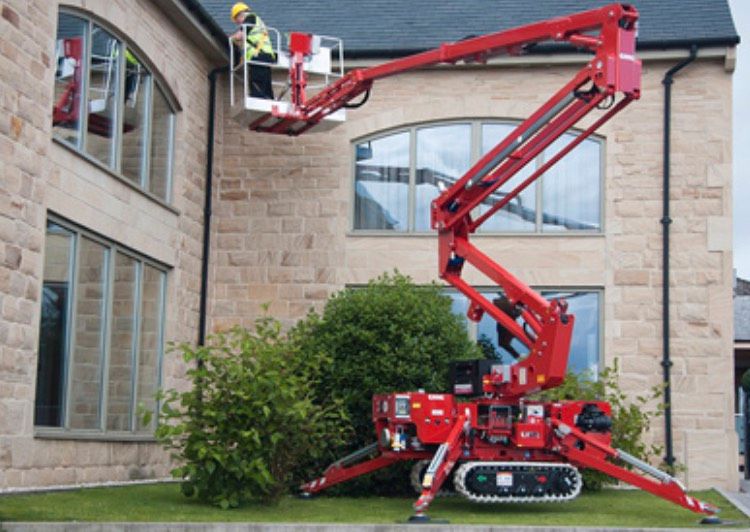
[541,290,600,375]
[149,86,173,200]
[541,134,601,232]
[354,132,410,231]
[35,222,75,427]
[69,237,108,430]
[136,265,164,431]
[107,253,137,431]
[120,51,150,185]
[85,26,120,166]
[446,289,600,376]
[52,14,87,147]
[415,124,471,231]
[477,124,537,232]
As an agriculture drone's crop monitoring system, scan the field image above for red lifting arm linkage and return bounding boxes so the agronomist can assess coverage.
[267,4,640,399]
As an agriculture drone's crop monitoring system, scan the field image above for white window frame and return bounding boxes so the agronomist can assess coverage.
[34,215,168,441]
[53,8,176,205]
[350,119,605,235]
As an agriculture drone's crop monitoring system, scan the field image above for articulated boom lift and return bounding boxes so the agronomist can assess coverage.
[238,3,718,521]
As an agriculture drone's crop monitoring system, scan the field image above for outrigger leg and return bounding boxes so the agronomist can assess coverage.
[410,413,470,522]
[552,419,720,523]
[300,442,400,495]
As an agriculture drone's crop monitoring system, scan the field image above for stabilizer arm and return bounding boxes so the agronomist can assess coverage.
[300,442,429,495]
[413,412,469,514]
[551,419,719,515]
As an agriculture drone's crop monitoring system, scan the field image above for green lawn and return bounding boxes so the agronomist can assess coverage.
[0,483,747,528]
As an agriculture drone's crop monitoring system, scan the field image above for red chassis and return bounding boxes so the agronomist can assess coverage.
[301,393,715,516]
[246,2,718,520]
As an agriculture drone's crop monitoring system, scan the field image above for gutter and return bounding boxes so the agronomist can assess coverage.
[343,36,739,60]
[660,45,698,469]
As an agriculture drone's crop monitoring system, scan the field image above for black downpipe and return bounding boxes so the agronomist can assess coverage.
[198,66,229,346]
[661,45,697,468]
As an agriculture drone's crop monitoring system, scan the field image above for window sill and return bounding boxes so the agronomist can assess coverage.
[346,231,606,237]
[52,138,180,216]
[34,428,157,443]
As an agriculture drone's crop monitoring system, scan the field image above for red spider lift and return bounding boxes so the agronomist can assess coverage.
[236,3,720,523]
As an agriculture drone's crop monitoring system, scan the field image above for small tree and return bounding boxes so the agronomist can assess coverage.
[154,315,348,508]
[294,271,482,494]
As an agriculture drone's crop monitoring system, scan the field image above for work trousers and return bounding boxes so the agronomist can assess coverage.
[249,51,275,100]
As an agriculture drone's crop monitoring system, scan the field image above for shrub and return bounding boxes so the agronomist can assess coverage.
[154,315,348,508]
[293,271,482,494]
[534,360,665,490]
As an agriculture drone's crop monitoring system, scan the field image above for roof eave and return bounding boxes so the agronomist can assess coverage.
[344,36,740,60]
[153,0,229,65]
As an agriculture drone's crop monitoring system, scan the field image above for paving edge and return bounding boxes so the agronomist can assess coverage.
[0,478,177,496]
[715,486,750,518]
[0,523,704,532]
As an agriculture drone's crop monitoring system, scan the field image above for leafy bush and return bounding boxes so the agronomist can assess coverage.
[534,360,665,490]
[154,315,348,508]
[293,271,482,493]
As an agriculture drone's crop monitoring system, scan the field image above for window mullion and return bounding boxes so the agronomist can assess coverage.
[130,261,143,433]
[154,270,167,429]
[535,152,544,232]
[141,76,154,190]
[113,42,125,173]
[62,232,79,430]
[165,112,175,203]
[61,230,80,430]
[97,247,113,432]
[79,21,93,153]
[408,127,416,232]
[470,121,480,165]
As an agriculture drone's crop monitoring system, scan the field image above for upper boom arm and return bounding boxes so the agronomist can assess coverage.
[250,4,641,398]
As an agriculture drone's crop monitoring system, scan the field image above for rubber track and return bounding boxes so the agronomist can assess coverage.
[454,461,582,503]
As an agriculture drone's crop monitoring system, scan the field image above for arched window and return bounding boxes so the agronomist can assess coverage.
[52,10,175,203]
[353,120,603,233]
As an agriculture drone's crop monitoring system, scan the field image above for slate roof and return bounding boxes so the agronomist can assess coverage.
[192,0,739,57]
[737,277,750,296]
[736,296,750,342]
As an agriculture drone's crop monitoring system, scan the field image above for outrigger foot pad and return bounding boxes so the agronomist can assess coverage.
[699,516,722,526]
[406,514,449,524]
[298,491,314,499]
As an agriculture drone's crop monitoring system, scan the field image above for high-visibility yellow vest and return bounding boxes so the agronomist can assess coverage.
[245,14,275,60]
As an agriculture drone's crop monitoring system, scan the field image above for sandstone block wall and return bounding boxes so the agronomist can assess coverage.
[213,58,736,489]
[0,0,215,488]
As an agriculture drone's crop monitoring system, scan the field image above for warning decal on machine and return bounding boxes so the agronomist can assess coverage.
[496,472,513,487]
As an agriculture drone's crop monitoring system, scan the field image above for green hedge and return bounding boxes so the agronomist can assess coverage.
[293,271,482,494]
[155,315,348,508]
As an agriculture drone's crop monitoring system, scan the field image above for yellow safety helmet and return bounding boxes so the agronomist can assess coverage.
[230,2,250,21]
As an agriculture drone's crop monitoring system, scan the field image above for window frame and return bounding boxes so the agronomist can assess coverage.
[53,8,176,205]
[35,214,168,441]
[443,285,604,378]
[350,119,605,235]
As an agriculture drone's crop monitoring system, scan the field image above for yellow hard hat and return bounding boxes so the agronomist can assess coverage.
[230,2,250,21]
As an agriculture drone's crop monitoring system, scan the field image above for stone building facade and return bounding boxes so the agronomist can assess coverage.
[0,0,224,488]
[211,56,737,489]
[0,0,740,492]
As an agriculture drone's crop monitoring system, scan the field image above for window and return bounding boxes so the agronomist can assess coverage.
[34,219,167,436]
[447,288,601,376]
[51,11,175,202]
[353,121,603,233]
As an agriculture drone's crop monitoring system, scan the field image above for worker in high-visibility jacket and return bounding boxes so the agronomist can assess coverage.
[230,2,275,99]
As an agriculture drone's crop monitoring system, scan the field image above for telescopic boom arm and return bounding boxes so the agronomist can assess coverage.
[257,3,640,398]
